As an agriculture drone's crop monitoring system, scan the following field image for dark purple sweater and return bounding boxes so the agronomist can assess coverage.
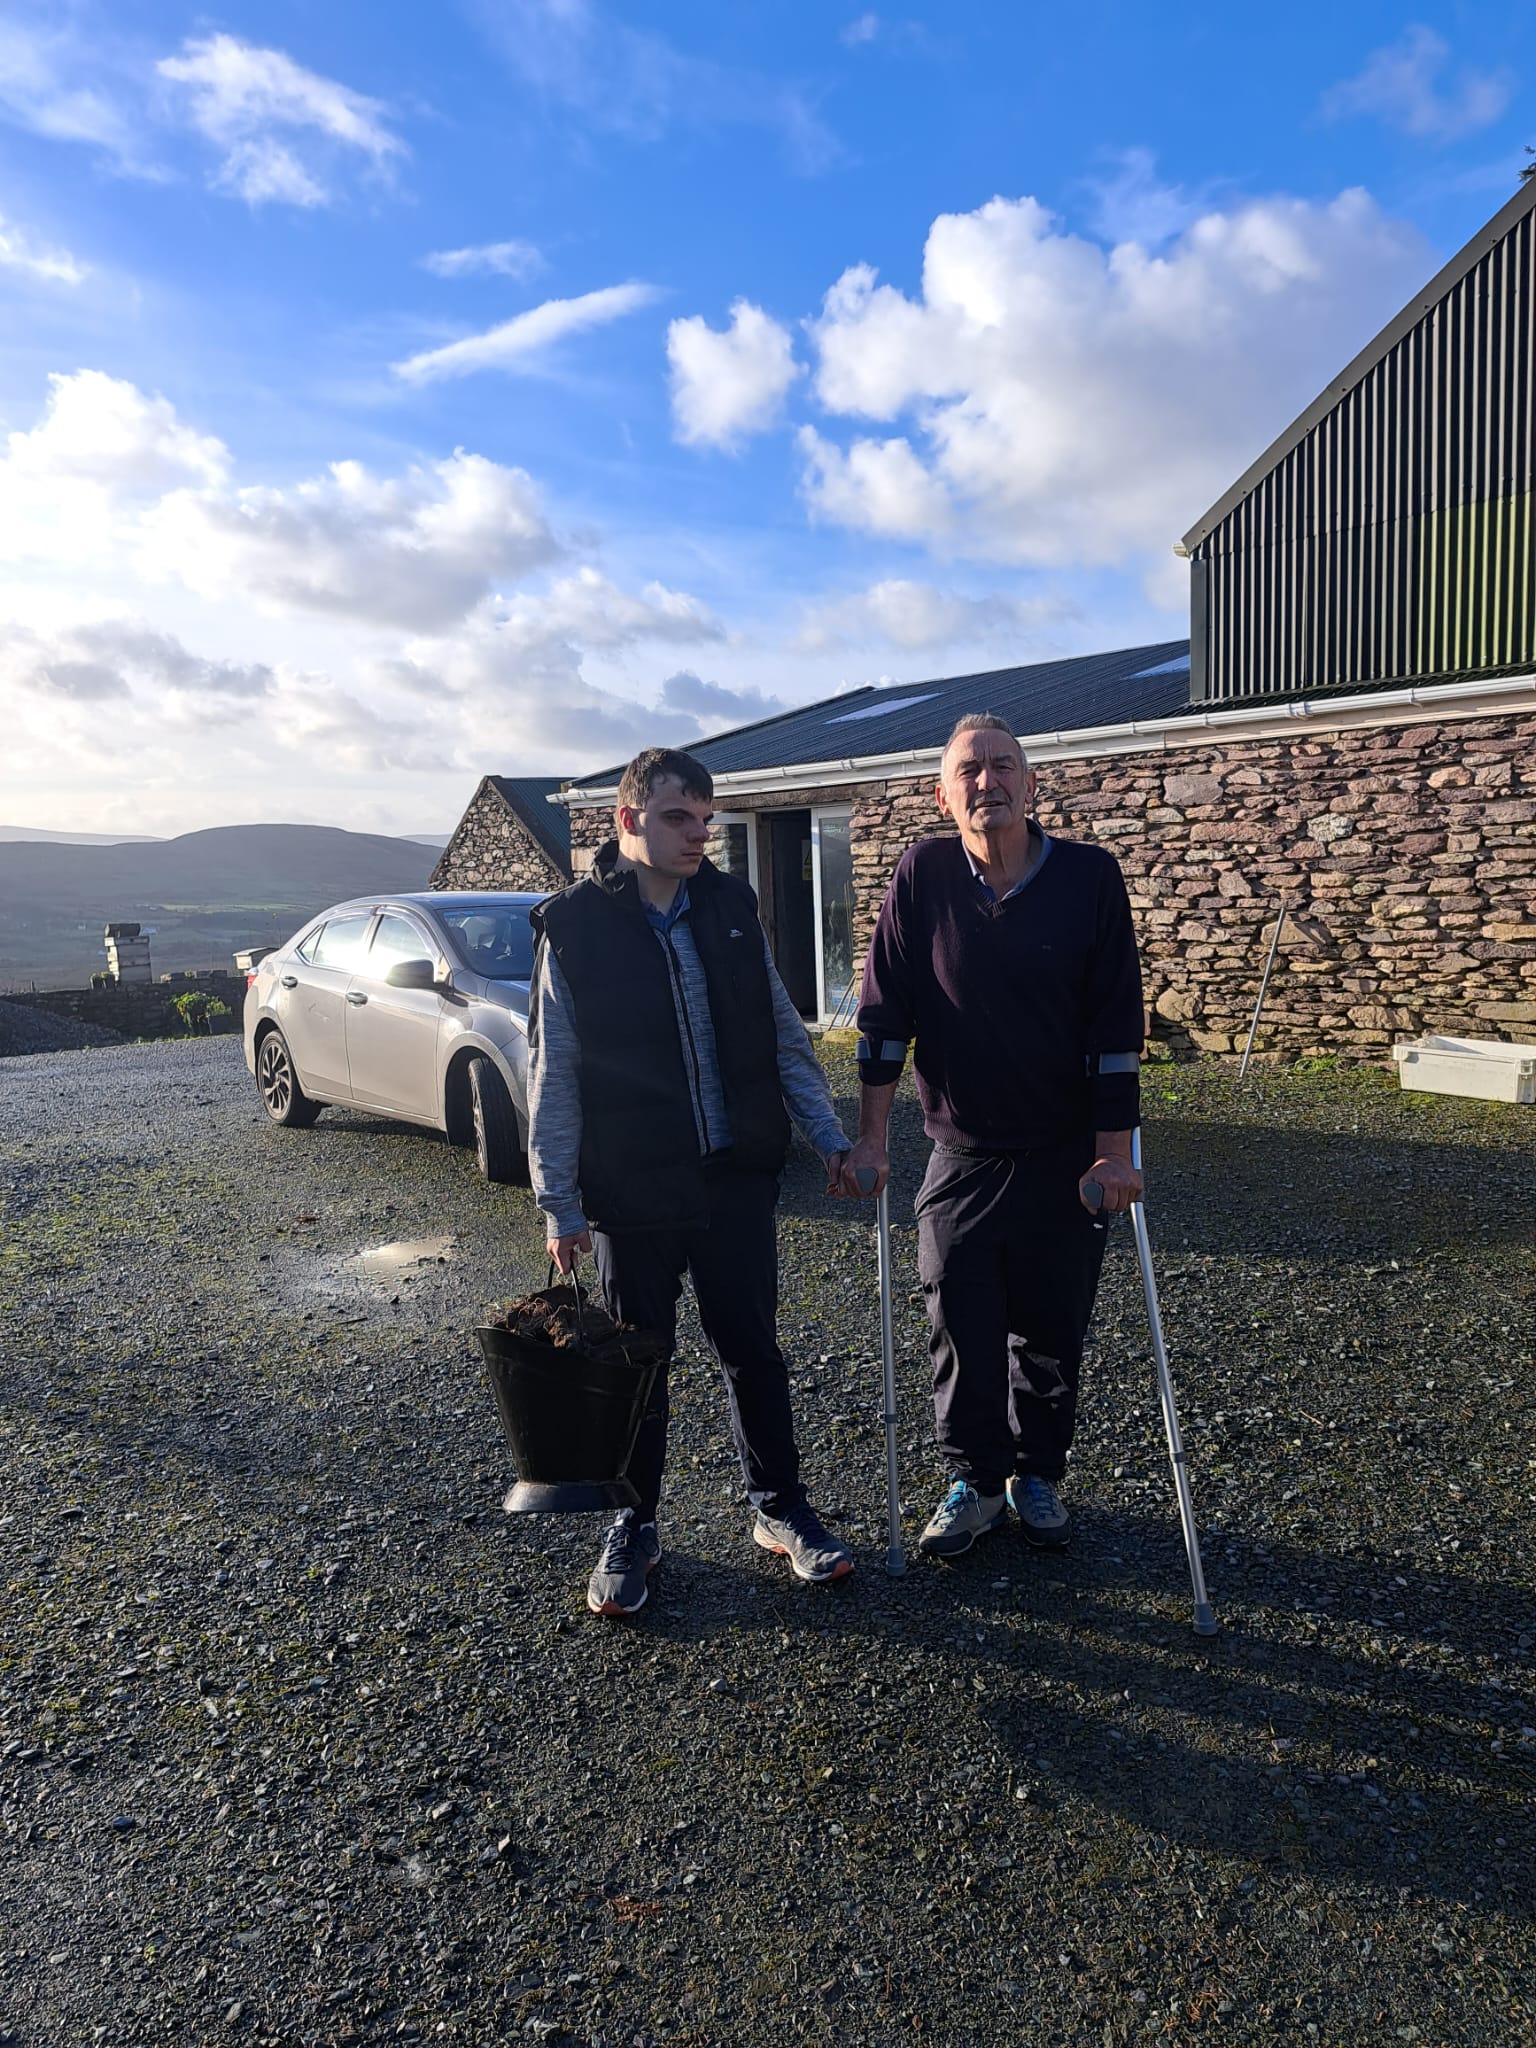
[856,830,1144,1150]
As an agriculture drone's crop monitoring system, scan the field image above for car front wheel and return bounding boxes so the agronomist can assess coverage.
[468,1053,525,1184]
[256,1028,322,1129]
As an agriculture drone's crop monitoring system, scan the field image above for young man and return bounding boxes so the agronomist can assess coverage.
[841,715,1144,1559]
[527,747,855,1616]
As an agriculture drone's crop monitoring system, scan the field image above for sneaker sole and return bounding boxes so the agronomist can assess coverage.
[1019,1523,1071,1551]
[918,1508,1007,1559]
[587,1555,661,1617]
[752,1523,853,1583]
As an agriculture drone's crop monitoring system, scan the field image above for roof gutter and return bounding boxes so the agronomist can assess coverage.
[551,672,1536,808]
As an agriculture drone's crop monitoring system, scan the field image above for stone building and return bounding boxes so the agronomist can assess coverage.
[429,775,570,894]
[434,184,1536,1058]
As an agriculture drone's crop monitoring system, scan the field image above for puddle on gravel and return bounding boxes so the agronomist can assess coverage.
[347,1235,458,1270]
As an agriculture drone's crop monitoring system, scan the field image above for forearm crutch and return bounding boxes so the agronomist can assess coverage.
[857,1168,907,1576]
[1088,1128,1217,1636]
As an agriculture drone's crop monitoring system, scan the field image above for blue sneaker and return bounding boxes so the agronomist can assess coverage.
[918,1479,1007,1558]
[587,1510,662,1616]
[1008,1473,1071,1549]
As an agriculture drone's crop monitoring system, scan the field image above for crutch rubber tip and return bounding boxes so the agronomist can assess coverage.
[885,1551,907,1577]
[855,1166,878,1195]
[1192,1604,1219,1636]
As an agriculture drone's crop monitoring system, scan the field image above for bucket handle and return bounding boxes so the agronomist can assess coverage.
[546,1253,590,1338]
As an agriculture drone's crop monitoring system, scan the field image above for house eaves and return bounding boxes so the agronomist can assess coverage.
[555,671,1536,806]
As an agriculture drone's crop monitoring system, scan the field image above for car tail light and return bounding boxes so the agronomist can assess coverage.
[246,972,258,989]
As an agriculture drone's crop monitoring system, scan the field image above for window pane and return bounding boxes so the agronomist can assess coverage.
[708,820,751,879]
[311,914,372,971]
[817,814,854,1017]
[369,913,430,968]
[441,906,535,981]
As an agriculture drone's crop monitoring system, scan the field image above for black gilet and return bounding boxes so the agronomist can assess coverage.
[530,842,791,1232]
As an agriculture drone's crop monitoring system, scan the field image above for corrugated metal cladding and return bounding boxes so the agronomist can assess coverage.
[1191,201,1536,701]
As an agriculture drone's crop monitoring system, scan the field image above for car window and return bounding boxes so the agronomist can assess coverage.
[367,912,434,975]
[310,913,373,971]
[294,924,324,963]
[440,905,536,981]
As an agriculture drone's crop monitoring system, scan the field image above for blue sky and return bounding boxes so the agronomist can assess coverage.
[1,0,1532,836]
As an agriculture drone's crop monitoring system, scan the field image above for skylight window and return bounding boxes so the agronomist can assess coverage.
[827,691,942,724]
[1127,655,1190,679]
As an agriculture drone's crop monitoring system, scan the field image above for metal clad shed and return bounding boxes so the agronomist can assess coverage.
[1182,179,1536,703]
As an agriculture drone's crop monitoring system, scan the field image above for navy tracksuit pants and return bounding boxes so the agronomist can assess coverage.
[592,1164,805,1526]
[916,1142,1109,1496]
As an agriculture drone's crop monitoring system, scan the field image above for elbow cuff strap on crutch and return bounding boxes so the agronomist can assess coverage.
[858,1034,909,1085]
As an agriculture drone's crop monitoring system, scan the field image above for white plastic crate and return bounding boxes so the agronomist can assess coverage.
[1392,1034,1536,1105]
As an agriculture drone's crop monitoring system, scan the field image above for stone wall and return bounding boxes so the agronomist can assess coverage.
[4,969,247,1040]
[431,780,569,893]
[850,710,1536,1057]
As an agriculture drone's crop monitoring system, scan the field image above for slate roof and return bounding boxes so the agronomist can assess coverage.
[568,639,1193,790]
[490,775,570,866]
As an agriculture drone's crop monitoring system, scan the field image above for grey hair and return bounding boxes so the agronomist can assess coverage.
[940,713,1028,772]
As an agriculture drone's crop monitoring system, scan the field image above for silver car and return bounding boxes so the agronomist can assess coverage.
[243,891,546,1183]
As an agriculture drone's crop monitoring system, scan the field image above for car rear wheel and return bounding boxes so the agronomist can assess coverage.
[468,1053,525,1184]
[257,1028,322,1129]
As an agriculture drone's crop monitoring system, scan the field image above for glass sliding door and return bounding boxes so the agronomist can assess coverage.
[810,807,855,1025]
[706,811,759,895]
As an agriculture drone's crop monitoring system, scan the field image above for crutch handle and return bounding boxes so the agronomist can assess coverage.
[1082,1177,1104,1212]
[855,1166,879,1195]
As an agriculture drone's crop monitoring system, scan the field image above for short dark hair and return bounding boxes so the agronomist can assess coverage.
[615,746,713,814]
[941,713,1026,769]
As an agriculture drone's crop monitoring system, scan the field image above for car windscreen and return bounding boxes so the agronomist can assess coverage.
[439,905,536,982]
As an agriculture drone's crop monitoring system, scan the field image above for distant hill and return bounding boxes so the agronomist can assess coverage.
[0,822,438,990]
[0,826,161,844]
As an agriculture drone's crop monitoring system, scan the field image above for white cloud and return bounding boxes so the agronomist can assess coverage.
[799,184,1427,564]
[393,282,658,384]
[1,616,272,708]
[423,239,543,280]
[0,208,86,283]
[668,300,802,450]
[469,0,840,174]
[0,16,148,169]
[795,579,1071,653]
[157,33,404,205]
[842,14,882,47]
[797,426,952,540]
[5,370,229,489]
[1322,27,1514,142]
[139,451,560,631]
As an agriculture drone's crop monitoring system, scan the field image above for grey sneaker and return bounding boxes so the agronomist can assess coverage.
[1008,1473,1071,1549]
[752,1502,853,1583]
[918,1479,1007,1558]
[587,1510,662,1616]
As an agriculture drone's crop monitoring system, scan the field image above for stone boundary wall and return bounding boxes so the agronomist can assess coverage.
[850,710,1536,1057]
[3,970,247,1041]
[431,781,569,893]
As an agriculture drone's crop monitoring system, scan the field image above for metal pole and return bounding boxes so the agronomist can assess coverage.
[858,1167,906,1575]
[1239,900,1289,1080]
[1128,1128,1217,1635]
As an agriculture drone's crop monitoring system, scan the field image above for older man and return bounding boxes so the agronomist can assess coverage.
[528,747,856,1616]
[843,714,1144,1558]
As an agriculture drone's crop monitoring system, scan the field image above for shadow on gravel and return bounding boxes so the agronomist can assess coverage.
[622,1513,1533,1920]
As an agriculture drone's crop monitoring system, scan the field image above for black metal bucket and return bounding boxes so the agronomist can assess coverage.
[477,1272,661,1514]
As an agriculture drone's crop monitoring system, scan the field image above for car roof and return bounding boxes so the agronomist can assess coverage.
[312,891,548,918]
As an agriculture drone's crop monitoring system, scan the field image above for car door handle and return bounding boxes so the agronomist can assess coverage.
[281,974,298,988]
[346,991,368,1006]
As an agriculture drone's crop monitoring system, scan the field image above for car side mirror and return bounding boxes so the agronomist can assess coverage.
[385,956,438,990]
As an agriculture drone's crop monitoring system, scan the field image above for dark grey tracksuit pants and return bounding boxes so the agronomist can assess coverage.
[916,1142,1109,1496]
[592,1164,804,1526]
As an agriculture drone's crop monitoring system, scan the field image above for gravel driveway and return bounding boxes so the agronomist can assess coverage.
[1,1037,1532,2046]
